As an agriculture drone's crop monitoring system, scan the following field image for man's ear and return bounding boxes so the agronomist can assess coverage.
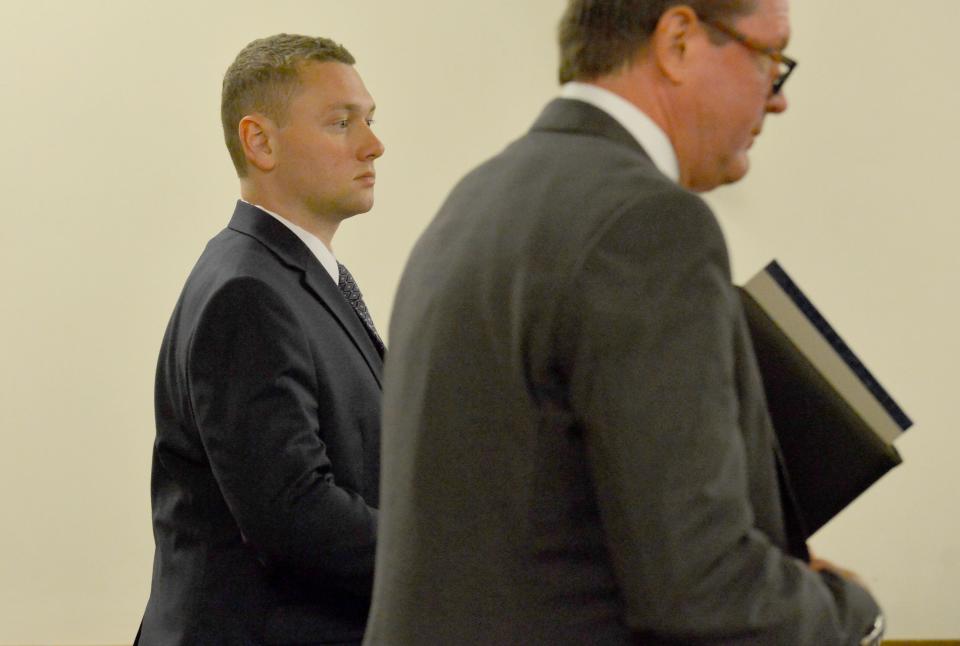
[651,5,699,85]
[238,114,277,172]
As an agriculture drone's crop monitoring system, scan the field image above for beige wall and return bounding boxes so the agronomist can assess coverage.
[0,1,955,642]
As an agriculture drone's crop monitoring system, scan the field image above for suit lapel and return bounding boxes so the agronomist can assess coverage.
[227,201,383,387]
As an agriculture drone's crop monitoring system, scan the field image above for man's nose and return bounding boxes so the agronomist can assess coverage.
[360,125,385,160]
[767,89,788,114]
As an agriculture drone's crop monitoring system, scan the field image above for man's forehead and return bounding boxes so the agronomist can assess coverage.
[748,0,790,17]
[738,0,791,47]
[296,61,376,111]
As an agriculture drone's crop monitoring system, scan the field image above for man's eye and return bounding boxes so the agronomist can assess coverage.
[336,119,350,128]
[366,118,376,127]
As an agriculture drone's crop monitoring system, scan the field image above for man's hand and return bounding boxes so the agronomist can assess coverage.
[809,554,868,590]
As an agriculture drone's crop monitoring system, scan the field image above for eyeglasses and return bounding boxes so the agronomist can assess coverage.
[702,19,797,95]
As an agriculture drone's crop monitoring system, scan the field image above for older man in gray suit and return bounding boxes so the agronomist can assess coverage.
[366,1,884,644]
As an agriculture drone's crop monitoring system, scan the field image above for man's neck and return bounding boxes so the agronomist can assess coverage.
[561,81,680,183]
[591,73,698,190]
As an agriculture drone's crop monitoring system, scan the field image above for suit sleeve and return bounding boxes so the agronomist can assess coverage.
[562,188,879,644]
[186,276,377,597]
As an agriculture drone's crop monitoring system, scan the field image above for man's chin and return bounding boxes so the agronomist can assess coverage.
[724,155,750,186]
[683,155,750,193]
[340,195,376,219]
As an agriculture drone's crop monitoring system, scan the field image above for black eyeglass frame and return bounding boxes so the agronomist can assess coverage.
[701,19,797,95]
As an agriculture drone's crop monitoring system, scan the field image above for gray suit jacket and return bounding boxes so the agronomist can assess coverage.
[365,100,880,645]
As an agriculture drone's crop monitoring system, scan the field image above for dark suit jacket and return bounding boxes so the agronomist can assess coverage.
[138,201,382,645]
[365,99,880,645]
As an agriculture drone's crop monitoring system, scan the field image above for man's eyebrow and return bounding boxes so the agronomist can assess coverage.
[327,102,377,114]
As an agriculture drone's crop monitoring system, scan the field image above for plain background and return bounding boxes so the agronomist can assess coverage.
[1,1,956,643]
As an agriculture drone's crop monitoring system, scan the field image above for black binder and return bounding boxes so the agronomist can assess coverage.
[739,261,912,536]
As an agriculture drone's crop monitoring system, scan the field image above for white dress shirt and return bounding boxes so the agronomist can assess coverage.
[560,82,679,183]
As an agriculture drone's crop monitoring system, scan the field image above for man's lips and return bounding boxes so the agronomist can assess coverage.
[355,171,376,185]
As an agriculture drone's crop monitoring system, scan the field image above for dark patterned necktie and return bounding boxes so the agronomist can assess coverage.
[337,262,385,355]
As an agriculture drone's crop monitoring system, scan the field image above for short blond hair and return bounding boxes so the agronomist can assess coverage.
[221,34,355,176]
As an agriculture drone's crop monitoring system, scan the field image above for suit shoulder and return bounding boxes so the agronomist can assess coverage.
[579,182,730,282]
[179,242,303,339]
[184,228,300,298]
[184,274,307,362]
[626,183,719,236]
[201,226,286,271]
[187,272,283,321]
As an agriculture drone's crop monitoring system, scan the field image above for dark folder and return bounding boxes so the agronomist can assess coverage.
[739,261,912,536]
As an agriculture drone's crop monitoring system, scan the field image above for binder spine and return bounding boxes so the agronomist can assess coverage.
[764,261,913,432]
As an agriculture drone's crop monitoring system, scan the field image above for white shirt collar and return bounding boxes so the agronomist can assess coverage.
[559,82,679,183]
[244,201,340,284]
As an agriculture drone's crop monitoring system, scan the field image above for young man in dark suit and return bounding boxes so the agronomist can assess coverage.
[136,34,385,645]
[367,1,884,644]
